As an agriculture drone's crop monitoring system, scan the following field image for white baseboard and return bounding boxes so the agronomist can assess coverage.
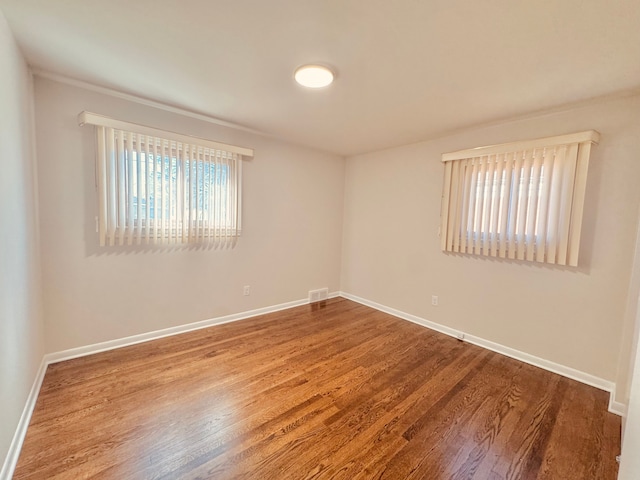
[1,292,340,479]
[47,293,339,364]
[609,386,627,417]
[339,291,622,416]
[0,358,48,480]
[1,289,622,479]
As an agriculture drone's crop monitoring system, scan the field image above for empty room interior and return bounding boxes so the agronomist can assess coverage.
[2,1,640,479]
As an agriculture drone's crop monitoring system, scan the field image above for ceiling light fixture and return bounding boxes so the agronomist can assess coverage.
[294,65,334,88]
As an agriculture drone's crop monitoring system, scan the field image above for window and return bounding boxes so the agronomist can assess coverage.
[440,130,599,266]
[79,112,254,247]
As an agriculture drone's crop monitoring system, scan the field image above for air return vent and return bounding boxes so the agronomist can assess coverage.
[309,288,329,303]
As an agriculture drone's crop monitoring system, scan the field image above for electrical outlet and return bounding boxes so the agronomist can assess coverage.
[431,295,438,306]
[243,285,251,296]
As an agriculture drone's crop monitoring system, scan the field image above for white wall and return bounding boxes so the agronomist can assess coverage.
[5,38,638,475]
[341,95,640,390]
[34,77,345,353]
[618,284,640,479]
[0,11,44,476]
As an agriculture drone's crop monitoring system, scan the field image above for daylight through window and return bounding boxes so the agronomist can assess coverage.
[79,112,254,247]
[440,131,599,266]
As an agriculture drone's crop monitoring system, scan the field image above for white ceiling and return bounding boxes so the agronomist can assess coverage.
[1,0,639,156]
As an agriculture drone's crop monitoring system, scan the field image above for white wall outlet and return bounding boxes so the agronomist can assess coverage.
[243,285,251,296]
[431,295,438,306]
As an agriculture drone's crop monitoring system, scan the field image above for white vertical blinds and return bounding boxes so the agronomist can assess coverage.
[440,130,599,266]
[79,112,253,247]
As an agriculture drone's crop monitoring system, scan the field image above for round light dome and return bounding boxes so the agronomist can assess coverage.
[294,65,334,88]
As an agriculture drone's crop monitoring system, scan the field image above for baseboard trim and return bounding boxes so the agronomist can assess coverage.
[1,289,621,479]
[0,358,48,480]
[608,386,627,417]
[47,293,339,364]
[1,292,342,479]
[339,291,622,416]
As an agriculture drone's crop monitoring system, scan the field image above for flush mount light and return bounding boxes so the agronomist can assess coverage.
[294,64,334,88]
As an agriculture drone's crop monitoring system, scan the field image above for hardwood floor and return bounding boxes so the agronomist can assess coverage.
[14,298,620,479]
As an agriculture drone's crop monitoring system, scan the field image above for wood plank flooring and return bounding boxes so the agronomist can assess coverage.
[14,298,620,479]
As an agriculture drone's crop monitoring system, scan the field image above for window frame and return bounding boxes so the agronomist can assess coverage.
[79,111,253,247]
[440,130,599,266]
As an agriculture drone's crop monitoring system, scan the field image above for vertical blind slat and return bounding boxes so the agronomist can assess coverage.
[106,127,117,246]
[203,146,209,244]
[235,153,242,247]
[525,149,544,261]
[441,134,595,267]
[232,154,238,247]
[446,160,460,252]
[545,145,566,264]
[170,140,176,243]
[206,151,213,246]
[165,141,172,245]
[198,147,204,242]
[152,138,158,244]
[93,125,243,247]
[466,160,479,254]
[535,149,554,262]
[567,142,592,266]
[116,130,125,245]
[201,148,206,243]
[218,153,222,248]
[516,150,533,260]
[449,160,461,252]
[217,151,222,247]
[135,134,143,244]
[96,127,107,247]
[556,143,579,265]
[507,151,523,259]
[205,149,209,243]
[440,161,453,251]
[459,159,472,253]
[159,139,165,244]
[498,152,514,258]
[144,137,151,243]
[180,143,187,244]
[194,147,199,242]
[212,151,218,248]
[474,157,487,256]
[224,153,231,249]
[193,144,198,242]
[482,155,496,256]
[160,138,167,244]
[450,160,462,251]
[228,153,232,246]
[189,145,194,242]
[126,132,134,245]
[489,154,503,257]
[186,144,192,243]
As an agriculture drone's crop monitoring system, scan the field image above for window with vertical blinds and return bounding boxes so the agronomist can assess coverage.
[78,112,254,247]
[440,130,599,266]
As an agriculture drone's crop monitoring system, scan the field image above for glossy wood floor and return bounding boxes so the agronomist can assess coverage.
[15,298,620,479]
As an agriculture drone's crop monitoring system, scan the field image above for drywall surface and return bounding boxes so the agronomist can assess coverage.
[618,306,640,479]
[341,95,640,385]
[34,77,345,353]
[0,10,44,474]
